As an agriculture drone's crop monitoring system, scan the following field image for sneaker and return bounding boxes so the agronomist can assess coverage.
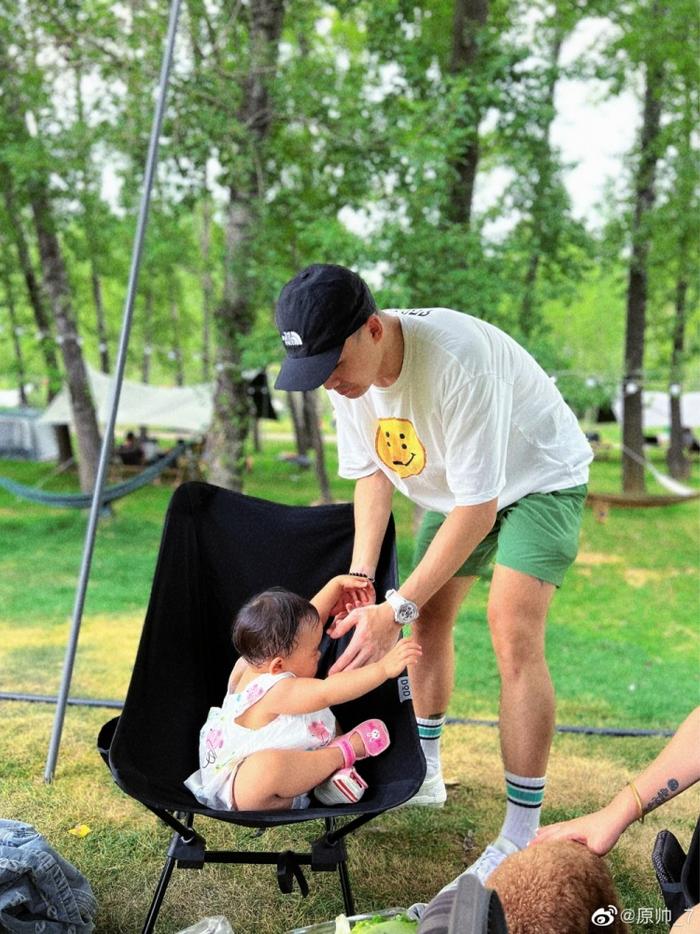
[462,835,520,885]
[314,767,368,806]
[395,770,447,809]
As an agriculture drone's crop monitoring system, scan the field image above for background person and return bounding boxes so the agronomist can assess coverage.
[534,707,699,855]
[116,430,144,466]
[535,707,700,932]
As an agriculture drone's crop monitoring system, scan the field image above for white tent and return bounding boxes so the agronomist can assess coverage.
[39,366,215,433]
[612,391,700,429]
[0,388,23,407]
[0,408,60,461]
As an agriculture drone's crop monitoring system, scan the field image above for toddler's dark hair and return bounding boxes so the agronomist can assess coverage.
[233,587,320,665]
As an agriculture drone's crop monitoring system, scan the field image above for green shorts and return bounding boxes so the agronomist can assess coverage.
[413,484,587,588]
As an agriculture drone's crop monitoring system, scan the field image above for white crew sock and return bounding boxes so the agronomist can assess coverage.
[416,715,446,779]
[499,769,546,849]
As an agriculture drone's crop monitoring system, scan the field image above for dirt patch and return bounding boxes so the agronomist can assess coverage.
[624,568,666,588]
[576,551,624,566]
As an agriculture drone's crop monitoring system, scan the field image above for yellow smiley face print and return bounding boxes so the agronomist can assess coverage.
[375,418,426,479]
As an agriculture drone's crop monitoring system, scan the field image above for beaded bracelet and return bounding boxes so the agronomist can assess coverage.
[628,781,645,823]
[349,571,375,584]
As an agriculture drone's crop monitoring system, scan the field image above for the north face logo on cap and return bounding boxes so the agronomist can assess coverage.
[282,331,303,347]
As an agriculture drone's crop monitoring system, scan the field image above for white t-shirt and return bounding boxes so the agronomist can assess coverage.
[331,308,592,513]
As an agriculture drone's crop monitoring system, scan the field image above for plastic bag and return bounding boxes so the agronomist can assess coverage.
[175,917,234,934]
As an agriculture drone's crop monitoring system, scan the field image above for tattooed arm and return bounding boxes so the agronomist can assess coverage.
[533,707,700,856]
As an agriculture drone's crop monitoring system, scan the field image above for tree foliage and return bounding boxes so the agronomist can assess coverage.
[0,0,697,491]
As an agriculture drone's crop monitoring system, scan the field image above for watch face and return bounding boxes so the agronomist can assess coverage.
[386,590,418,624]
[397,601,418,624]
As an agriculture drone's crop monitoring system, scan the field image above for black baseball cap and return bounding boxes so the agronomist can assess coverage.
[274,264,377,391]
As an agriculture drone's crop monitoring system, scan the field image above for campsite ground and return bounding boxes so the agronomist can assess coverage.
[0,431,698,933]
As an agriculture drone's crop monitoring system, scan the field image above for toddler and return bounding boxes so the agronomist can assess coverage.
[185,575,421,811]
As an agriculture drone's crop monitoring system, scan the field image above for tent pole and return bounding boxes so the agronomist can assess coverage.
[44,0,183,783]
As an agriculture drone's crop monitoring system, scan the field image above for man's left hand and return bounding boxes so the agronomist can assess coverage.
[327,602,399,673]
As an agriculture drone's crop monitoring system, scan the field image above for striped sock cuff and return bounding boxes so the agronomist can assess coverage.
[504,771,546,809]
[417,716,446,741]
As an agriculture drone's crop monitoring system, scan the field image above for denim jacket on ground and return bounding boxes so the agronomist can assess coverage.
[0,819,96,932]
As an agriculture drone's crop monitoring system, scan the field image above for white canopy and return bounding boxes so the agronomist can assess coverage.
[612,391,700,429]
[39,366,215,433]
[0,408,60,461]
[0,388,23,407]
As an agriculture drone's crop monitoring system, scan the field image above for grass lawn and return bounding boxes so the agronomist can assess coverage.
[1,432,699,933]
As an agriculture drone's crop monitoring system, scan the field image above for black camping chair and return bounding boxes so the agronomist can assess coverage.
[98,481,425,933]
[652,817,700,925]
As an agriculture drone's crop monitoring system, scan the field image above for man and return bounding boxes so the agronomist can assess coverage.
[274,263,592,883]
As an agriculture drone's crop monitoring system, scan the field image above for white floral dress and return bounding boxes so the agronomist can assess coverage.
[184,671,337,810]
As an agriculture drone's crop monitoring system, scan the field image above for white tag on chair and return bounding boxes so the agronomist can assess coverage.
[397,676,412,702]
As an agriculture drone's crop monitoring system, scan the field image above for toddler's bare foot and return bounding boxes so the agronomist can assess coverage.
[349,730,366,759]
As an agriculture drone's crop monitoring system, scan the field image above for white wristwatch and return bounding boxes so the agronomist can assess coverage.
[385,589,419,625]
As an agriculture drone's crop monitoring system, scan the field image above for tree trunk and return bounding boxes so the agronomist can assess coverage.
[251,413,261,452]
[205,0,285,490]
[666,268,689,479]
[187,11,213,383]
[519,252,541,338]
[205,196,258,489]
[31,186,102,491]
[446,0,489,227]
[200,185,214,383]
[54,425,74,466]
[3,266,28,405]
[303,390,333,504]
[92,266,110,374]
[169,287,185,387]
[622,22,664,493]
[75,63,110,374]
[287,391,310,455]
[666,99,693,481]
[0,40,94,474]
[519,31,564,337]
[142,289,154,384]
[1,166,62,401]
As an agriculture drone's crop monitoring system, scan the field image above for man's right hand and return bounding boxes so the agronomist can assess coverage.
[327,602,398,673]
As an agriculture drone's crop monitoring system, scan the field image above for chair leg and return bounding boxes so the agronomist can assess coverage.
[142,842,177,933]
[324,816,355,916]
[338,858,355,917]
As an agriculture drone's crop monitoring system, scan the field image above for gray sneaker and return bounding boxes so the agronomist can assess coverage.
[396,770,447,809]
[462,835,520,885]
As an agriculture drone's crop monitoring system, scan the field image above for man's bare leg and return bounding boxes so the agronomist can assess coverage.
[488,564,556,778]
[408,576,476,804]
[460,563,555,881]
[411,575,476,716]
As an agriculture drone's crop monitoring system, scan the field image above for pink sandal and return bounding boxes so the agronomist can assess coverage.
[329,718,390,769]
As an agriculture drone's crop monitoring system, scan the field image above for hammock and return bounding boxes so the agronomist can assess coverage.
[613,443,699,499]
[587,443,700,519]
[633,453,697,497]
[0,442,187,509]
